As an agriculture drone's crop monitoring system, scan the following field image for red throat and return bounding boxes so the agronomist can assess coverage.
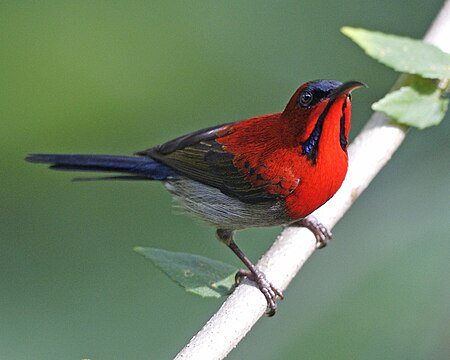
[284,95,352,219]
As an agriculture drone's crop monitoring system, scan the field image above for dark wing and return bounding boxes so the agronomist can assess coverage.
[136,123,278,203]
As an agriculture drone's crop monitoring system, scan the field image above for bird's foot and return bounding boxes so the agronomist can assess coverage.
[292,215,332,249]
[235,269,283,316]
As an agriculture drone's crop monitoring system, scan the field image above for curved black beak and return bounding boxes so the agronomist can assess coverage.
[330,80,367,99]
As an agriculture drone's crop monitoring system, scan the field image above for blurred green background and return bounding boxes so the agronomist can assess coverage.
[1,1,449,359]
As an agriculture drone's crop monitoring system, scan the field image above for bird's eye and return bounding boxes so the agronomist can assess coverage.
[298,90,313,107]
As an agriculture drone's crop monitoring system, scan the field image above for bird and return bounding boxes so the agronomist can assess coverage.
[26,79,366,316]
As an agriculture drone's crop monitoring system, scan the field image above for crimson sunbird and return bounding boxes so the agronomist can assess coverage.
[26,79,366,315]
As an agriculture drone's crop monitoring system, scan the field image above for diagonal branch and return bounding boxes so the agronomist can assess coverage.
[174,2,450,359]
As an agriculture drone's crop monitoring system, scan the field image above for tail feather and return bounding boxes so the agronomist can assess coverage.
[25,154,177,181]
[72,175,152,181]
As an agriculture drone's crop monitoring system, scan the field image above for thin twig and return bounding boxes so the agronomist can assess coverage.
[174,2,450,358]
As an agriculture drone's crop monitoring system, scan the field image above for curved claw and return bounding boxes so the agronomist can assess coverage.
[235,269,283,316]
[217,229,284,316]
[291,215,332,249]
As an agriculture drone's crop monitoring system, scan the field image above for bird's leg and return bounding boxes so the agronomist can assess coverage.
[216,229,283,316]
[290,215,332,249]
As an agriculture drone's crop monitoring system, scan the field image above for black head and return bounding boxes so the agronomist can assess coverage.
[285,79,366,113]
[297,80,348,108]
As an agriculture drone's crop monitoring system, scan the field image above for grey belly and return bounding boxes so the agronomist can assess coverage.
[164,178,290,230]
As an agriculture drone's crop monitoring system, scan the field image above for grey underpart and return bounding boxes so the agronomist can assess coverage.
[165,178,290,229]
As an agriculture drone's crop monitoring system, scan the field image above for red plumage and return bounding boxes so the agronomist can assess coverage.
[216,82,353,220]
[26,79,366,316]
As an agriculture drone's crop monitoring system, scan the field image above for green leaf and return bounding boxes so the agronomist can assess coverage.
[342,27,450,79]
[372,78,449,129]
[134,247,238,298]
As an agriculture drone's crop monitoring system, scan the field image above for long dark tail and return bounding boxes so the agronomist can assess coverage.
[25,154,177,181]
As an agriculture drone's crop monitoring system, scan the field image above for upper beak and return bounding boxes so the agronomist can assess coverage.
[330,80,367,99]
